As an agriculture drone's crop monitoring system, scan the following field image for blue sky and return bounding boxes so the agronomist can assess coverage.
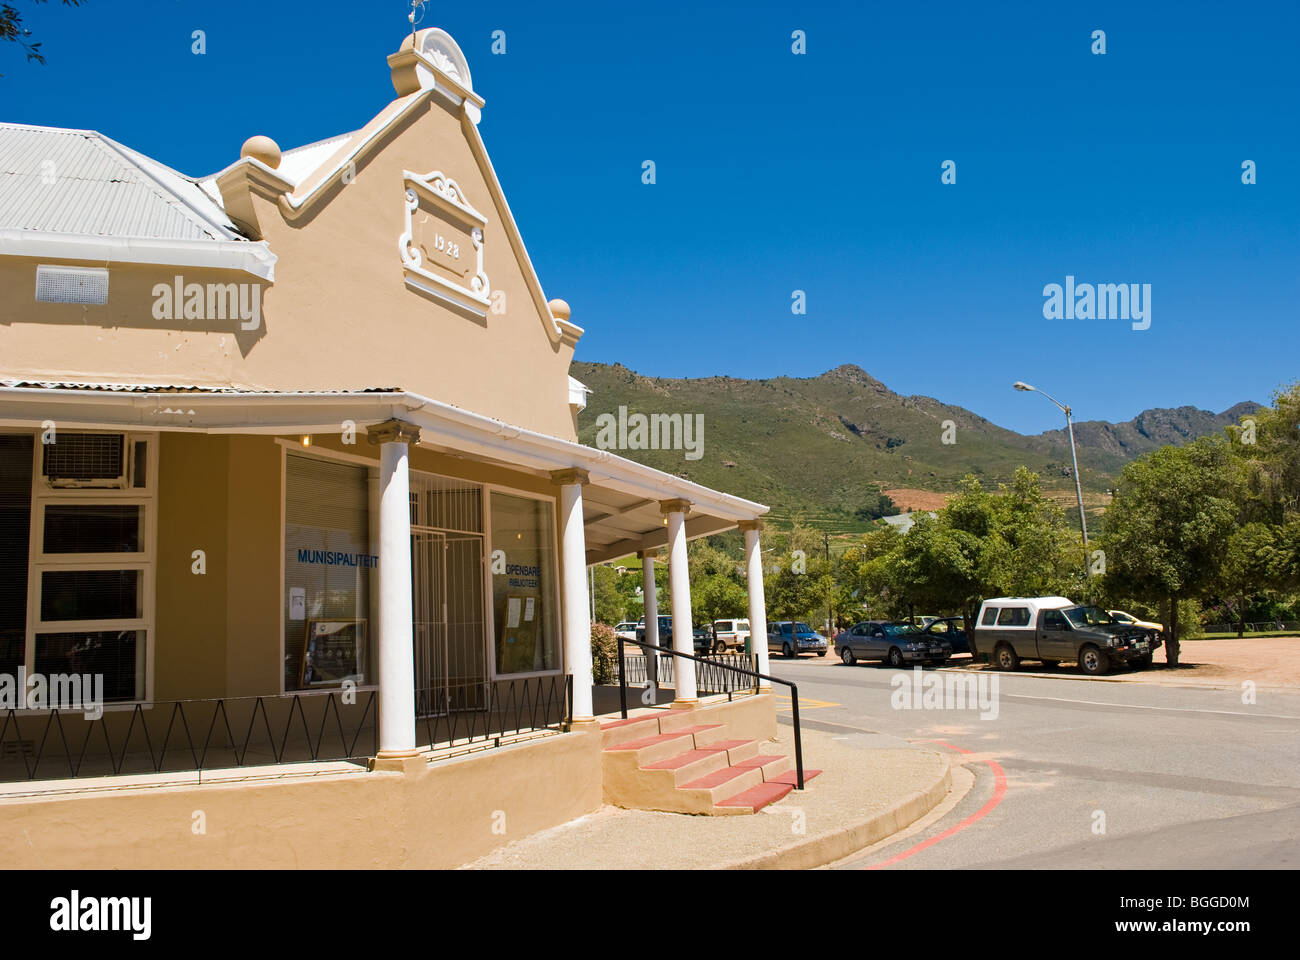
[5,0,1297,434]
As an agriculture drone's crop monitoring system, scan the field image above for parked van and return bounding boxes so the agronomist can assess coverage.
[712,619,751,653]
[974,596,1160,675]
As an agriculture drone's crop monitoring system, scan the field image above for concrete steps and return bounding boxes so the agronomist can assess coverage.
[599,707,820,816]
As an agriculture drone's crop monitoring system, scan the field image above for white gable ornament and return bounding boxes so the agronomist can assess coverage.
[398,169,491,318]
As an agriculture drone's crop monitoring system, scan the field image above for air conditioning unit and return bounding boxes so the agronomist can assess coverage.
[42,433,132,489]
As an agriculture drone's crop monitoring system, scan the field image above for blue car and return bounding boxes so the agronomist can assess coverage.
[767,621,829,658]
[920,617,969,654]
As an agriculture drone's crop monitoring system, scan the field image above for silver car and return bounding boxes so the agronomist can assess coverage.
[835,620,952,667]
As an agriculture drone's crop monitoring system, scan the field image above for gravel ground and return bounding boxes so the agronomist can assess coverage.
[936,635,1300,688]
[459,726,949,869]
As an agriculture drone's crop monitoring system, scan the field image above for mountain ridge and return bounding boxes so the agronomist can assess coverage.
[571,361,1258,523]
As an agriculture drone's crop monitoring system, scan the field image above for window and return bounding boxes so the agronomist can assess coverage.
[489,492,559,675]
[981,607,998,625]
[43,505,143,554]
[1042,609,1068,630]
[996,607,1031,627]
[0,435,33,678]
[283,454,374,691]
[24,431,155,704]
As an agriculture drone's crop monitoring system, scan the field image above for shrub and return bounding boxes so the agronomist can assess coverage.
[591,622,619,684]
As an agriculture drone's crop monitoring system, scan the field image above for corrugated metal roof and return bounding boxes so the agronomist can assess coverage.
[0,122,244,243]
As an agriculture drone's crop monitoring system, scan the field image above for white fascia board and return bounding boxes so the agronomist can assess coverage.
[0,230,277,281]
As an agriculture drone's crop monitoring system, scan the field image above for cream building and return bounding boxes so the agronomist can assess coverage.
[0,28,780,866]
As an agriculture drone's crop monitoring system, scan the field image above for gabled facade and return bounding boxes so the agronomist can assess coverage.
[0,27,778,867]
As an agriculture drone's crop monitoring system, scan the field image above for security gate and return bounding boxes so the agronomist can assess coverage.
[409,474,487,719]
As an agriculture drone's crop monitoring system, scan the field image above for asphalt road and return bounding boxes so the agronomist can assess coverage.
[766,656,1300,869]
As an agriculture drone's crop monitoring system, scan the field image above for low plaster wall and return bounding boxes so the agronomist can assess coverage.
[0,725,602,869]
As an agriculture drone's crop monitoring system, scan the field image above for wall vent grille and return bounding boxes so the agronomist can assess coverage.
[35,265,109,305]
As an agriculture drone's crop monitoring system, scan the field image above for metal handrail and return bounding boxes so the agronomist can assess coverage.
[616,637,805,790]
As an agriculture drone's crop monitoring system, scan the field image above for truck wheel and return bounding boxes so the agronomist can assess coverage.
[841,647,856,665]
[1078,645,1110,676]
[887,647,905,668]
[994,644,1020,671]
[713,640,727,654]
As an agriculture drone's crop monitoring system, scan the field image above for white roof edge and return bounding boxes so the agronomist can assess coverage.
[0,386,767,520]
[0,230,277,281]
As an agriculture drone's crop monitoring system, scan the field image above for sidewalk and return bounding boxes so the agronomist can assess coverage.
[459,725,952,869]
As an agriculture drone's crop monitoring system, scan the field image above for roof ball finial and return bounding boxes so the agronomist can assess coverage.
[240,135,281,169]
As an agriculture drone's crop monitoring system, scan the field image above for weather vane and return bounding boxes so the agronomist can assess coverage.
[409,1,427,39]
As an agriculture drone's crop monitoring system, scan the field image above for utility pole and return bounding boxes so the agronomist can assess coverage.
[824,531,833,636]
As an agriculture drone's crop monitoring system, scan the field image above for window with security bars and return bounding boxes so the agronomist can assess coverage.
[43,433,125,484]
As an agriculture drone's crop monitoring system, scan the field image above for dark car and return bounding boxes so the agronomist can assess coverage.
[920,617,969,654]
[835,620,951,667]
[635,616,713,655]
[635,614,673,647]
[693,625,713,654]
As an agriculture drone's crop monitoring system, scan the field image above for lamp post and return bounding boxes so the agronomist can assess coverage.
[1013,381,1089,553]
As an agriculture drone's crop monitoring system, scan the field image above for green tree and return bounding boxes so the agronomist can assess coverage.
[692,574,748,642]
[1236,382,1300,522]
[1217,522,1279,637]
[1100,437,1245,665]
[2,1,84,74]
[591,564,626,625]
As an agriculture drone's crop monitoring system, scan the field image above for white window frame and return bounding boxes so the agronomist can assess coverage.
[22,430,158,709]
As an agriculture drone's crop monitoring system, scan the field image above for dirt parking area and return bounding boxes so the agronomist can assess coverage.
[941,636,1300,688]
[1126,635,1300,688]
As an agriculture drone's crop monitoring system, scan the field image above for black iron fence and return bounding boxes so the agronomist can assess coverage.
[611,650,759,697]
[414,674,571,751]
[0,689,379,783]
[615,637,805,790]
[0,674,573,784]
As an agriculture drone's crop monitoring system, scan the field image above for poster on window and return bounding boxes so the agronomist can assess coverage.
[300,619,367,687]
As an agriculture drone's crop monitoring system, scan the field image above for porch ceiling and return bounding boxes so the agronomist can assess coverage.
[580,486,737,566]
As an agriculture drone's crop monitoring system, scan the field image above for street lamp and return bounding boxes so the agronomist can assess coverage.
[1013,381,1089,552]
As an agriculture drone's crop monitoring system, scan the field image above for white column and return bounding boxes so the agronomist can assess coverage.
[368,420,420,761]
[661,499,696,705]
[554,469,594,722]
[740,519,771,691]
[640,549,660,689]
